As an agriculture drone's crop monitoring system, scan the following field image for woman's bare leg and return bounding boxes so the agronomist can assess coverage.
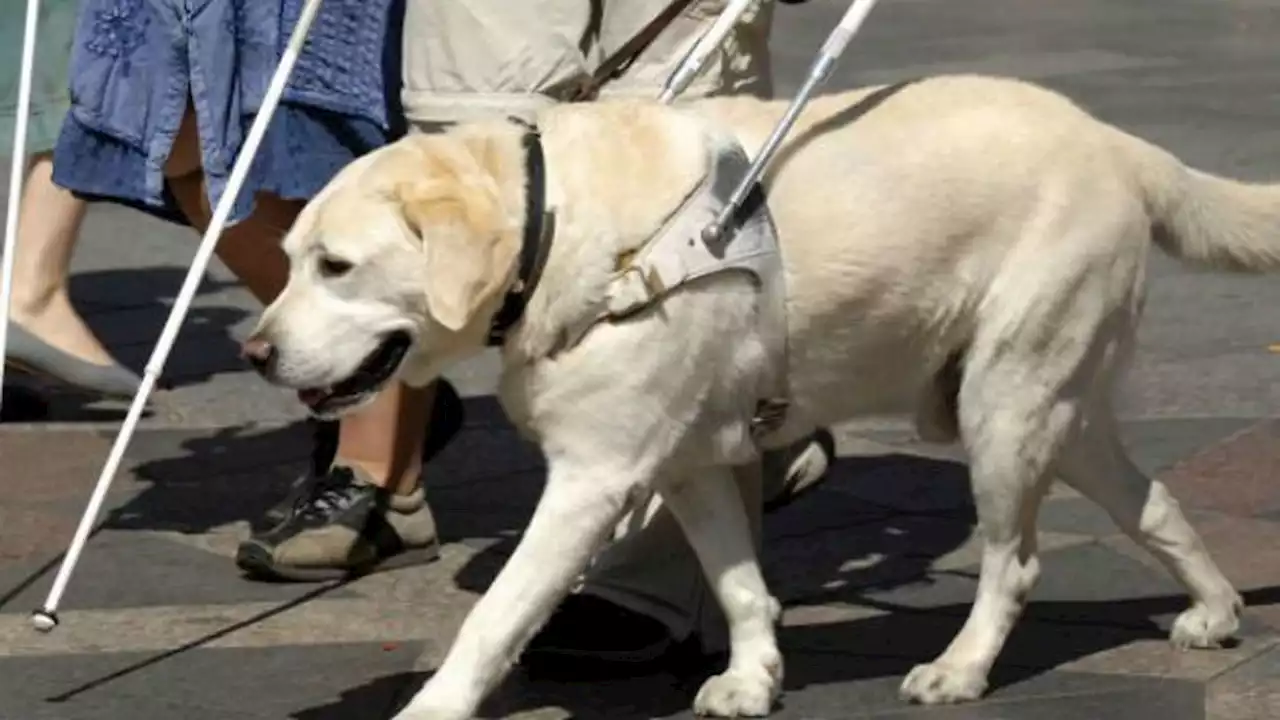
[8,153,112,366]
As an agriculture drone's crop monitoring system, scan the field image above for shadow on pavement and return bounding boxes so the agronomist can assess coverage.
[296,586,1280,720]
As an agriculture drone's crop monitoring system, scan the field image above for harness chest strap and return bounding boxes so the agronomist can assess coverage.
[602,141,792,439]
[486,123,787,438]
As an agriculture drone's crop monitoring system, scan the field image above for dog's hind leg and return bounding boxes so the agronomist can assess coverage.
[660,462,783,718]
[899,364,1060,704]
[1057,406,1243,649]
[899,278,1116,703]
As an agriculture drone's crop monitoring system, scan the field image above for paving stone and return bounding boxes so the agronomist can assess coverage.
[0,642,424,720]
[1206,645,1280,720]
[1060,635,1279,683]
[820,453,976,518]
[1035,496,1121,538]
[0,530,364,613]
[1160,421,1280,517]
[1117,418,1260,476]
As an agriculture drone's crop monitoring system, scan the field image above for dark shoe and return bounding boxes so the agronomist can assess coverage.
[5,322,142,398]
[235,465,440,582]
[763,428,836,513]
[255,379,465,532]
[521,593,685,677]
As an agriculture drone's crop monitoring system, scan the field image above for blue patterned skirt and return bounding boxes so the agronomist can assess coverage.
[52,0,401,227]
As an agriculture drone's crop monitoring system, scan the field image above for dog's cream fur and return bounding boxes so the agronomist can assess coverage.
[249,75,1279,718]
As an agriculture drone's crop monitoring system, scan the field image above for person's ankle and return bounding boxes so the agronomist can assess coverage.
[336,457,422,496]
[7,285,63,326]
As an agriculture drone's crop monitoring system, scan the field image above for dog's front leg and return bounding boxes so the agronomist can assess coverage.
[393,460,639,720]
[661,464,783,717]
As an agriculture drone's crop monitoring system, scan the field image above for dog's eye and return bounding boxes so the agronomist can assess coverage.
[318,256,354,278]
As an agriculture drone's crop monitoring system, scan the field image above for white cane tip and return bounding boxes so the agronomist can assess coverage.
[30,610,58,633]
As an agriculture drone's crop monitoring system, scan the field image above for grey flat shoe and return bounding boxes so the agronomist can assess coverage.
[5,322,143,398]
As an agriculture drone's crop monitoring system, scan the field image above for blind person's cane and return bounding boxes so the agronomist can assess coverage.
[0,0,44,418]
[30,0,328,633]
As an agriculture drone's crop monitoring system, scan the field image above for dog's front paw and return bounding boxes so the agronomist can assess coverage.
[693,670,779,717]
[899,662,987,705]
[1171,598,1242,650]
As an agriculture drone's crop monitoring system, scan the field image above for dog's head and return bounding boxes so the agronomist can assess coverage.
[242,129,524,418]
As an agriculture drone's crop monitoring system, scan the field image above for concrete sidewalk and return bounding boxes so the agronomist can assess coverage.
[2,0,1280,717]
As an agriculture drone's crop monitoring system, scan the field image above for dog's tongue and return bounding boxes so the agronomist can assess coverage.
[297,388,330,407]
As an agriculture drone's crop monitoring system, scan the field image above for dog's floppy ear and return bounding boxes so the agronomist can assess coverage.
[395,178,519,332]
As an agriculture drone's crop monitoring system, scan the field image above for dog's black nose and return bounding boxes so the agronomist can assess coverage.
[240,336,276,373]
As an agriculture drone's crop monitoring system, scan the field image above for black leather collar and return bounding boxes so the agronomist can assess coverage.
[487,125,555,346]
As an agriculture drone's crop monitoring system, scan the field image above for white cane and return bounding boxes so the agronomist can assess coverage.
[703,0,881,243]
[31,0,327,632]
[658,0,757,104]
[0,0,43,418]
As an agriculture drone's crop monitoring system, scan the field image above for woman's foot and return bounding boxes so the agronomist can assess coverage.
[6,294,142,398]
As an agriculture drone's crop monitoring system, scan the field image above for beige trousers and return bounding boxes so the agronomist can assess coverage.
[403,0,778,648]
[401,0,774,124]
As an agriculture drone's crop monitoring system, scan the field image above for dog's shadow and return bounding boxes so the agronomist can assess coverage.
[295,447,1207,719]
[294,593,1197,720]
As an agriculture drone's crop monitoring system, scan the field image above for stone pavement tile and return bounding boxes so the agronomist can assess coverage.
[0,596,452,659]
[1206,645,1280,720]
[762,511,979,607]
[0,505,78,565]
[0,530,364,613]
[1159,421,1280,517]
[1118,418,1261,477]
[808,540,1188,632]
[1035,496,1121,538]
[820,453,977,518]
[1100,513,1280,632]
[1030,543,1184,608]
[778,605,1162,678]
[119,424,315,482]
[766,484,898,541]
[0,429,116,506]
[1059,634,1279,684]
[108,425,316,535]
[0,641,424,720]
[772,665,1203,720]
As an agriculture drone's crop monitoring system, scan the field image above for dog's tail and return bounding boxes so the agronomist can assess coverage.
[1114,128,1280,272]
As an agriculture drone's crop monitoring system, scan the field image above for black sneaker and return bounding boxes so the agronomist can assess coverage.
[521,594,687,678]
[236,465,440,582]
[254,379,464,533]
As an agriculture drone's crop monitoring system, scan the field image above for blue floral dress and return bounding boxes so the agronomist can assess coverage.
[51,0,403,227]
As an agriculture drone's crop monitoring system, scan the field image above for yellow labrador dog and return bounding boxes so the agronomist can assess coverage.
[243,74,1276,718]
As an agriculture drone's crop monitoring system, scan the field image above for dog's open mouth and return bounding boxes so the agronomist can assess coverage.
[297,331,412,415]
